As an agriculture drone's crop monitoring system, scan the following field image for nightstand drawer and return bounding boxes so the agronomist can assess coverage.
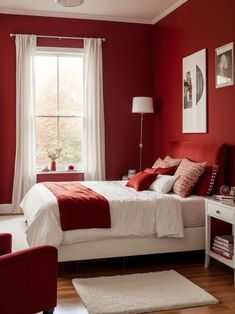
[207,202,233,222]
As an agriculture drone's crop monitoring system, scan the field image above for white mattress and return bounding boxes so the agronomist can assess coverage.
[20,181,205,248]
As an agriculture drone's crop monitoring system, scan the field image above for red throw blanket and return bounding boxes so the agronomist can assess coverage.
[42,181,111,231]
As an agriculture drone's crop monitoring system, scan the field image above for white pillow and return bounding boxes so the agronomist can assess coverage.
[149,175,179,193]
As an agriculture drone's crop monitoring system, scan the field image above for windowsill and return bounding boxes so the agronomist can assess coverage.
[37,170,84,175]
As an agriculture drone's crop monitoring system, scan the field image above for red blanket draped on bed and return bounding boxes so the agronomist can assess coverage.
[42,181,111,231]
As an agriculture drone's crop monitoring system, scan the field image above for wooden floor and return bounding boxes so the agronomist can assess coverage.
[55,252,235,314]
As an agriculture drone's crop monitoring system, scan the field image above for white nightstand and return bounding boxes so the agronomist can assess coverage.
[205,197,235,286]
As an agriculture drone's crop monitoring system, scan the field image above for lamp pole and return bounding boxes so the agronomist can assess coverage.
[132,96,154,173]
[139,113,144,172]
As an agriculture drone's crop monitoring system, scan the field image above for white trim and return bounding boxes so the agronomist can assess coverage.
[0,8,151,24]
[0,204,16,214]
[152,0,188,24]
[37,47,84,54]
[37,170,83,175]
[0,1,188,25]
[35,49,84,171]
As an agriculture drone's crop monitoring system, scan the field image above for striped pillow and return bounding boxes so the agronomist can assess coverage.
[173,158,207,197]
[193,165,219,196]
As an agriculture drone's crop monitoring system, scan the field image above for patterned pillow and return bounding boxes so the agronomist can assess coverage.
[153,156,182,168]
[173,158,207,197]
[164,155,182,167]
[152,157,169,168]
[193,165,219,196]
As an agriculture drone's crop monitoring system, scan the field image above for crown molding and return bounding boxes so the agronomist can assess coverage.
[151,0,188,24]
[0,0,187,25]
[0,7,152,24]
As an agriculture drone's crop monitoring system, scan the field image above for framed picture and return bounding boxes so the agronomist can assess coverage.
[230,187,235,197]
[182,48,207,133]
[128,169,136,178]
[215,42,234,88]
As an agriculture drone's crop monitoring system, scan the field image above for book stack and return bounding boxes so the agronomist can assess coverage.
[213,195,235,204]
[212,235,234,260]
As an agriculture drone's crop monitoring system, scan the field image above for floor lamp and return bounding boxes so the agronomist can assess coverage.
[132,97,154,172]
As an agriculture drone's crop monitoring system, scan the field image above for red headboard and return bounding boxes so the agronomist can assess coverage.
[169,142,228,193]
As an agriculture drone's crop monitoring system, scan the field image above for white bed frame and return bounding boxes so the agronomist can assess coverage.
[58,226,205,262]
[51,141,228,263]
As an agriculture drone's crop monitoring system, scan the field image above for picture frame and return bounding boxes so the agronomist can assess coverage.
[215,42,234,88]
[182,48,207,133]
[229,187,235,197]
[128,169,136,178]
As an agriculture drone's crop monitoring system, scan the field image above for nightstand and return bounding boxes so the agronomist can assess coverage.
[205,197,235,286]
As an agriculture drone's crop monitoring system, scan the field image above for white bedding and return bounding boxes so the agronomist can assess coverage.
[20,181,204,248]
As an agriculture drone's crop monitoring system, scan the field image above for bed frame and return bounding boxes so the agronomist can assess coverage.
[58,142,228,262]
[58,227,205,262]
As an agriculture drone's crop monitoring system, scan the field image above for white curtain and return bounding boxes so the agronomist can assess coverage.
[83,38,106,180]
[12,34,37,211]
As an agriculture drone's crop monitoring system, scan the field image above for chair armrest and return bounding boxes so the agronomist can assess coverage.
[0,233,12,255]
[0,245,58,314]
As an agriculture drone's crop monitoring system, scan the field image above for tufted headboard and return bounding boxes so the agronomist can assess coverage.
[169,142,228,193]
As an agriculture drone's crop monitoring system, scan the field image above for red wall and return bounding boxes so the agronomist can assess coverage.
[4,0,234,205]
[153,0,235,186]
[0,14,154,204]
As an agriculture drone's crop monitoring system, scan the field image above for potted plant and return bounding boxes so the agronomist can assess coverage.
[47,147,62,171]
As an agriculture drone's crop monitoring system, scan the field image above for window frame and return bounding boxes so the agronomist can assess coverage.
[35,47,84,172]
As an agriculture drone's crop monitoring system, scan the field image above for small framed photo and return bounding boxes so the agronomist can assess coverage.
[215,42,234,88]
[230,187,235,197]
[128,169,136,178]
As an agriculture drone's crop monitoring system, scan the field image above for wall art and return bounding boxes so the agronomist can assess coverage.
[182,48,206,133]
[215,42,234,88]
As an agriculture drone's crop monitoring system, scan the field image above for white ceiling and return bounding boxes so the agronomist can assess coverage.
[0,0,187,24]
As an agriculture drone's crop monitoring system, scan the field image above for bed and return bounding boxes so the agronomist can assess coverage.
[20,142,227,262]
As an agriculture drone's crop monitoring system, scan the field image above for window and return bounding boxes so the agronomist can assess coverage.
[35,48,83,170]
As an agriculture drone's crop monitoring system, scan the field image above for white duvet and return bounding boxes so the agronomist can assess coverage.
[20,181,184,248]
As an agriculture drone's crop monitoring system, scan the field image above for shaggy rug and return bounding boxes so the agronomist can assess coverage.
[72,270,218,314]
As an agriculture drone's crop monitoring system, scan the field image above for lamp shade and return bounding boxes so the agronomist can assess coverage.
[132,97,154,113]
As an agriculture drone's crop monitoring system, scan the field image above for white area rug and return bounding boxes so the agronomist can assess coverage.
[72,270,218,314]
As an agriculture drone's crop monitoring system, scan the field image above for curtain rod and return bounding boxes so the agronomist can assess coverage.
[10,33,105,41]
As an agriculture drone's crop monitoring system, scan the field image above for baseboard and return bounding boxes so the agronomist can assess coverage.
[0,204,16,214]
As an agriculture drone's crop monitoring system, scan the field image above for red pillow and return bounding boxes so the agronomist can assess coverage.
[144,166,177,175]
[126,171,157,191]
[155,166,177,175]
[144,168,159,174]
[194,165,219,196]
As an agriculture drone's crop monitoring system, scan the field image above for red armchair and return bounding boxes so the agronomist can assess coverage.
[0,233,58,314]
